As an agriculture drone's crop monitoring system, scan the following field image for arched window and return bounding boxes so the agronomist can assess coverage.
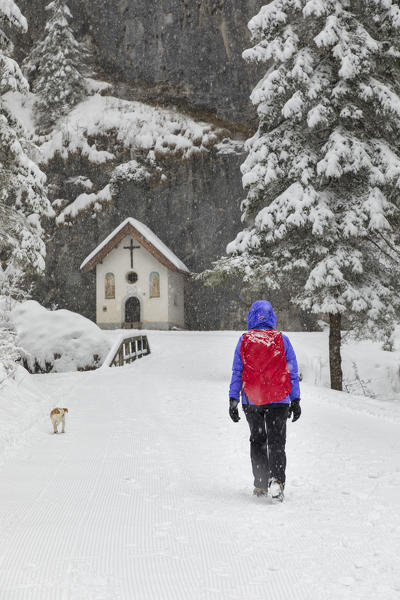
[105,273,115,299]
[149,272,160,298]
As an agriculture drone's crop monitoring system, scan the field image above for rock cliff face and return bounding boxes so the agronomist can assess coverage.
[18,0,264,128]
[17,0,274,329]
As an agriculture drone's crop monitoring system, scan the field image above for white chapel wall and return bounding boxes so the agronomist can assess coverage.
[168,271,185,328]
[96,235,169,328]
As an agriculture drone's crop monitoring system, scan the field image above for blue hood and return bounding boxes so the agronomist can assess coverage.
[247,300,277,330]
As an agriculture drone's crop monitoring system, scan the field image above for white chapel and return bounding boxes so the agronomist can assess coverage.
[80,218,189,330]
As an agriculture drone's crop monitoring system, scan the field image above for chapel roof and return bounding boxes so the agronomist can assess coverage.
[80,218,190,275]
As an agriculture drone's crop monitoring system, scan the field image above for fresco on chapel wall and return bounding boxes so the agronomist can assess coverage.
[105,273,115,299]
[150,272,160,298]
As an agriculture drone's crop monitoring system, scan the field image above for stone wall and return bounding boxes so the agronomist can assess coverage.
[17,0,264,128]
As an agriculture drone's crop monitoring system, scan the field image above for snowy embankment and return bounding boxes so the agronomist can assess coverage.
[1,331,400,599]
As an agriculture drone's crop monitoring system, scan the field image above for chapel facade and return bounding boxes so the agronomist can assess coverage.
[80,218,189,330]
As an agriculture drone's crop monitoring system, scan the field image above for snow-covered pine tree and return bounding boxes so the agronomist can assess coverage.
[0,0,53,382]
[23,0,90,133]
[203,0,400,390]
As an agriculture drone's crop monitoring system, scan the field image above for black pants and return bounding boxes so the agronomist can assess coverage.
[243,403,289,488]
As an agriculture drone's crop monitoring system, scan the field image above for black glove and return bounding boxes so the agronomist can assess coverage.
[229,398,240,422]
[288,398,301,422]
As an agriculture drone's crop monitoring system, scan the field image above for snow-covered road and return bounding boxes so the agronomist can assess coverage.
[1,331,400,599]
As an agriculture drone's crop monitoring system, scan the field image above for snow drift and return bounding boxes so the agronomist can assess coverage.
[12,301,110,373]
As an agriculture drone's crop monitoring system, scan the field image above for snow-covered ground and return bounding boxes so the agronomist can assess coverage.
[1,331,400,599]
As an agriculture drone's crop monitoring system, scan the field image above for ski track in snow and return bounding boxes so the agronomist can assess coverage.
[1,331,400,599]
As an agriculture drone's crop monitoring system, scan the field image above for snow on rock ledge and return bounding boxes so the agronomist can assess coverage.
[12,301,110,373]
[40,94,225,165]
[55,184,112,225]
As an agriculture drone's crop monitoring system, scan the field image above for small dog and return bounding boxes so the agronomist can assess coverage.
[50,408,69,434]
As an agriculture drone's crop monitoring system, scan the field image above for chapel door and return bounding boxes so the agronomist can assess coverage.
[125,297,140,328]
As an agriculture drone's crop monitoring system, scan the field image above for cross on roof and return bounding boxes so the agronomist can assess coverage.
[124,238,140,268]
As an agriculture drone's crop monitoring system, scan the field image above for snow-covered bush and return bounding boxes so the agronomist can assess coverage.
[11,301,110,373]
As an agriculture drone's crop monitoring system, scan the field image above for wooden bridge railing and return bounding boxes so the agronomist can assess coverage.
[102,334,151,368]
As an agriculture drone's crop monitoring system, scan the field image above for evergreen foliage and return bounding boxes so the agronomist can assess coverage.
[0,0,53,381]
[24,0,90,132]
[204,0,400,385]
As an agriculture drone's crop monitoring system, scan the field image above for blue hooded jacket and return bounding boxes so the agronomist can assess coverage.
[229,300,300,405]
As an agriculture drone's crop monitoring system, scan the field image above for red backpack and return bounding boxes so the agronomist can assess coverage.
[240,329,291,405]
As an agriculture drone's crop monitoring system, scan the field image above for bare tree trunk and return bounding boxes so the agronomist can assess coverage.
[329,313,343,391]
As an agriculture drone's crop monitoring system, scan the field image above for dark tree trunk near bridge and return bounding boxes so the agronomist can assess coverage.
[329,313,343,391]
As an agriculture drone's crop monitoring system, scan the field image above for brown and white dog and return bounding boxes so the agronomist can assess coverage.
[50,408,69,434]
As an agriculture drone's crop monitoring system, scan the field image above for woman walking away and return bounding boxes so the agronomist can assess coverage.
[229,300,301,502]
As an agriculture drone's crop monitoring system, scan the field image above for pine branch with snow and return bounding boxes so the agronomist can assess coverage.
[0,103,53,274]
[205,0,400,389]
